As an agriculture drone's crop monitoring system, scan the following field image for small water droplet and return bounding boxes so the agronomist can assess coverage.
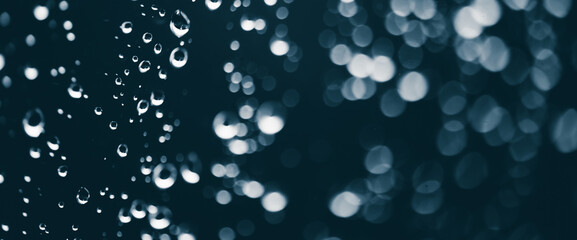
[120,21,133,34]
[170,10,190,38]
[142,32,153,43]
[58,201,64,208]
[153,43,163,55]
[94,107,103,115]
[109,121,118,130]
[117,144,128,157]
[57,165,68,177]
[76,187,90,205]
[67,82,84,99]
[23,108,45,138]
[137,99,150,115]
[169,47,188,68]
[138,60,151,73]
[150,91,165,106]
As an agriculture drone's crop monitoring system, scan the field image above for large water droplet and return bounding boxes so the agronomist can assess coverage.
[169,10,190,38]
[76,187,90,205]
[22,108,45,138]
[169,47,188,68]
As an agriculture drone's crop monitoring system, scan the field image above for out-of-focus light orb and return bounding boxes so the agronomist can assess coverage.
[370,56,395,82]
[390,0,411,17]
[270,39,290,56]
[216,190,232,205]
[228,139,249,155]
[213,112,239,140]
[470,0,502,27]
[413,0,437,20]
[330,44,352,66]
[397,71,428,102]
[178,233,196,240]
[261,192,287,212]
[205,0,222,11]
[153,163,177,189]
[544,0,572,18]
[552,109,577,153]
[329,191,361,218]
[257,115,284,135]
[364,145,393,174]
[347,53,374,78]
[480,36,510,72]
[454,7,483,39]
[264,0,277,6]
[33,6,49,21]
[24,67,39,80]
[243,181,265,198]
[352,25,373,48]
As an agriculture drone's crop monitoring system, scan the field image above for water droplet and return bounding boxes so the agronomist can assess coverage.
[153,163,177,189]
[118,208,132,223]
[94,107,103,115]
[58,201,64,208]
[138,60,151,73]
[142,32,153,43]
[169,47,188,68]
[170,10,190,38]
[109,121,118,130]
[130,200,147,219]
[117,144,128,157]
[137,99,150,115]
[57,165,68,177]
[76,187,90,205]
[23,108,45,138]
[120,21,133,34]
[67,83,84,99]
[154,43,162,54]
[206,0,223,10]
[148,206,172,229]
[150,91,165,106]
[46,136,60,151]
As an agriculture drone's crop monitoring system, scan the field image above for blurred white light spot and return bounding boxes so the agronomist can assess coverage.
[243,181,265,198]
[264,0,277,6]
[216,190,232,205]
[480,36,510,72]
[330,44,352,66]
[544,0,572,18]
[33,6,49,21]
[364,145,393,174]
[261,192,287,212]
[471,0,502,27]
[397,71,428,102]
[205,0,222,10]
[270,40,289,56]
[229,139,249,155]
[347,54,374,78]
[370,56,395,82]
[0,54,4,71]
[454,7,483,39]
[552,109,577,153]
[24,67,38,80]
[257,115,284,135]
[329,191,361,218]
